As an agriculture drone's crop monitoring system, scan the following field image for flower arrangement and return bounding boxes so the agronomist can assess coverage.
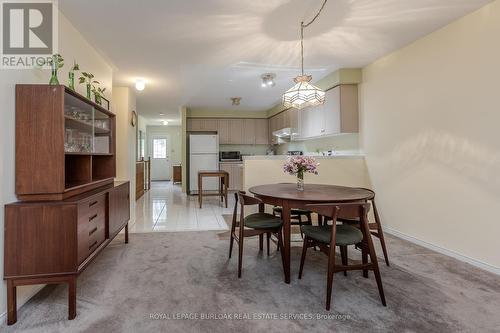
[283,156,319,191]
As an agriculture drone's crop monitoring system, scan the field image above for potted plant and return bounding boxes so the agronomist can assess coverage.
[68,61,79,90]
[48,54,64,85]
[92,86,106,105]
[283,156,319,191]
[79,72,99,100]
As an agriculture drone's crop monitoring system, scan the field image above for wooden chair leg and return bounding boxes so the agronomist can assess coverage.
[326,245,336,311]
[259,234,263,251]
[68,276,77,320]
[238,236,244,278]
[298,215,304,238]
[361,243,369,278]
[7,280,17,325]
[125,223,129,244]
[367,236,387,306]
[340,245,348,276]
[266,232,271,256]
[277,231,286,277]
[372,198,389,266]
[298,237,309,279]
[229,233,234,258]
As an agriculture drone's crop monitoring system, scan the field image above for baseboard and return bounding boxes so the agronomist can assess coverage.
[0,284,45,322]
[384,227,500,276]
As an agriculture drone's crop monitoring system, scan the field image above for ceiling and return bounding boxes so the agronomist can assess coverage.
[59,0,492,125]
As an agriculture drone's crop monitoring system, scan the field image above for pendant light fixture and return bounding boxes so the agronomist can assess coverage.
[282,0,327,109]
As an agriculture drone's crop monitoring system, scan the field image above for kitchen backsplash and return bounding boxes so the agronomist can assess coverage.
[220,144,269,156]
[275,133,360,155]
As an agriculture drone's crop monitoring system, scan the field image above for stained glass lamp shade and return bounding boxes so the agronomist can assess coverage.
[282,75,325,109]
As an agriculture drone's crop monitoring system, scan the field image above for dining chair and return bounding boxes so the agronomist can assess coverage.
[318,188,389,266]
[229,191,285,278]
[298,202,386,311]
[272,207,313,238]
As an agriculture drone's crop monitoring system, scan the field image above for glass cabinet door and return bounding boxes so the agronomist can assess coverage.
[93,109,112,154]
[64,93,94,153]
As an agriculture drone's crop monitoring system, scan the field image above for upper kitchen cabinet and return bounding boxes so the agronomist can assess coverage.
[268,108,299,144]
[295,84,358,139]
[187,118,218,131]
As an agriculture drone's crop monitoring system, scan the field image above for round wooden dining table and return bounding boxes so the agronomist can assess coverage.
[249,183,374,284]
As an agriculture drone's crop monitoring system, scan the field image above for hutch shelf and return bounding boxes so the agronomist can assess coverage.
[15,84,117,201]
[5,85,130,325]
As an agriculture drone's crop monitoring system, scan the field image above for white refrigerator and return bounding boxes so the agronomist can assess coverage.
[189,134,219,193]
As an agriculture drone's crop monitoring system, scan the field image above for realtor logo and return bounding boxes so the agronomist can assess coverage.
[1,0,58,68]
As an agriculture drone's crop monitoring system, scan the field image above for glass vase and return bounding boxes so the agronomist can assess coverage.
[49,62,59,85]
[86,84,91,99]
[296,172,304,191]
[68,71,75,90]
[94,94,102,105]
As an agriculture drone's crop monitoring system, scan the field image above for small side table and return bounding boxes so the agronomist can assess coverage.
[198,170,229,208]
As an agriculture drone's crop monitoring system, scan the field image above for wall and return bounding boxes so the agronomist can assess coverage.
[360,0,500,271]
[244,156,370,192]
[146,125,182,164]
[0,12,113,317]
[112,87,137,223]
[275,133,359,155]
[220,144,268,156]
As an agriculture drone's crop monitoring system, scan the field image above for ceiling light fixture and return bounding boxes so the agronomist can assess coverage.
[162,120,169,126]
[135,79,146,91]
[261,73,276,88]
[282,0,327,109]
[231,97,241,106]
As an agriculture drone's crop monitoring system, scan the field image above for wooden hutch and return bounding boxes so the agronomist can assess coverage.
[4,85,131,325]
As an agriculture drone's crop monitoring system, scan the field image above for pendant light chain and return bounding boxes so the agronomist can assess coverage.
[300,0,328,76]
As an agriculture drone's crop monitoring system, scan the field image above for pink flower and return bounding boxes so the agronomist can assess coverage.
[283,156,319,176]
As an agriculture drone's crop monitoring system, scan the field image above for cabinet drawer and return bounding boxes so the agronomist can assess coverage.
[88,216,105,253]
[77,194,106,263]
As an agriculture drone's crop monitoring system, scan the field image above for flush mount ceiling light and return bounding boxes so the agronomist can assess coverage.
[282,0,327,109]
[162,120,169,126]
[261,73,276,87]
[231,97,241,106]
[135,79,146,91]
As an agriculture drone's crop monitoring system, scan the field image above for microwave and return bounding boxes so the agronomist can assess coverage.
[220,151,241,161]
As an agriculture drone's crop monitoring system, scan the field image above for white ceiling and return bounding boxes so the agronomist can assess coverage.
[59,0,492,125]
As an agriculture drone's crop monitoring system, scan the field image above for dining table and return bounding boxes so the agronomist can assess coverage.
[249,183,374,284]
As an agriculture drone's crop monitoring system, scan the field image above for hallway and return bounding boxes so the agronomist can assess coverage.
[130,181,231,233]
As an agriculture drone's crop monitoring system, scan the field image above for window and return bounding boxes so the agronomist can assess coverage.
[153,138,167,158]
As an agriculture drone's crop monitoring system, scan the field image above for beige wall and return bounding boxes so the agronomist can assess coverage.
[244,157,370,192]
[0,12,113,317]
[112,87,137,223]
[276,134,360,155]
[360,0,500,271]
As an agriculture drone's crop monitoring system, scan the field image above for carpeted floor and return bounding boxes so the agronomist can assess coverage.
[2,231,500,333]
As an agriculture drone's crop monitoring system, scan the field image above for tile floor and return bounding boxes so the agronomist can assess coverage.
[130,181,231,233]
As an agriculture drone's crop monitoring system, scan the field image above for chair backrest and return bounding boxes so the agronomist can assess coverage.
[306,202,371,247]
[231,191,262,231]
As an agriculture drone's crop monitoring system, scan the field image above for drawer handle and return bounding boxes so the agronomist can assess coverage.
[89,200,98,207]
[89,214,98,222]
[89,226,98,236]
[89,240,98,250]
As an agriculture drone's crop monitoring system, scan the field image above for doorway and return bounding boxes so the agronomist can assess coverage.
[150,135,171,180]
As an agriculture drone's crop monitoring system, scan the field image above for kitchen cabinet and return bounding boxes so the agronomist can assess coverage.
[242,119,255,144]
[268,108,299,144]
[296,84,358,139]
[219,162,243,191]
[254,119,269,144]
[187,118,217,131]
[187,118,269,145]
[229,119,244,144]
[217,119,230,144]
